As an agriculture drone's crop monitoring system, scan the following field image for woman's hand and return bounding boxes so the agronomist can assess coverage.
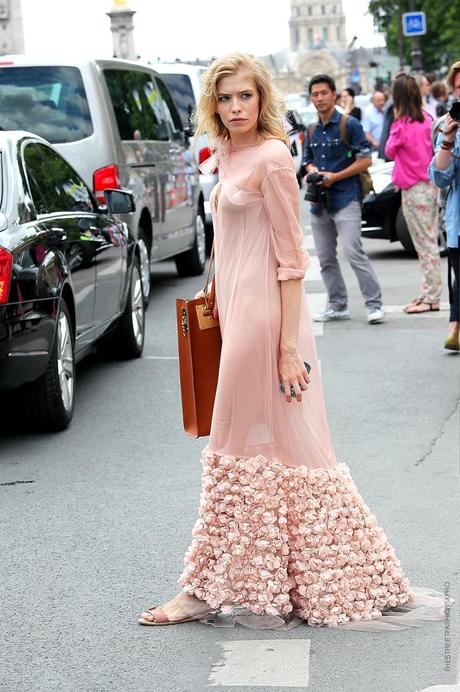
[278,348,311,403]
[443,114,459,141]
[194,283,219,320]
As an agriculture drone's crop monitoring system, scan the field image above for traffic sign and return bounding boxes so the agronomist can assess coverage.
[402,11,427,36]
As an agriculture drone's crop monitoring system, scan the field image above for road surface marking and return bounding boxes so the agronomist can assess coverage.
[304,255,322,282]
[383,303,449,314]
[144,355,179,360]
[303,234,316,251]
[208,639,310,688]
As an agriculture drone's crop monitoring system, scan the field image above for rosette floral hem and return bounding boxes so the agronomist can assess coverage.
[179,448,414,628]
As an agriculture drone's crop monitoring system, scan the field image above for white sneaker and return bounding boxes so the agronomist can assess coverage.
[367,307,385,324]
[313,308,351,322]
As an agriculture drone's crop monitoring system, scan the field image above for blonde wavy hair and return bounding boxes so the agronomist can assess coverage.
[193,52,289,146]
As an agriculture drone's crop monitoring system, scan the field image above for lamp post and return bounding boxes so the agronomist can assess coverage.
[408,0,423,72]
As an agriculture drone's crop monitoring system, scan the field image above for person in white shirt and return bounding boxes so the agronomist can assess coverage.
[362,91,385,150]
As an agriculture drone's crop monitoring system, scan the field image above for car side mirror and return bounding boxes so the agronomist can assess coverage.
[104,189,136,214]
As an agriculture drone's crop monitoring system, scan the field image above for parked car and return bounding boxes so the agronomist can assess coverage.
[0,55,206,303]
[361,159,447,256]
[152,61,218,252]
[0,130,145,431]
[286,109,306,185]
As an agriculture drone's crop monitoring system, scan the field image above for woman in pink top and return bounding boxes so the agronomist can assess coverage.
[137,54,440,630]
[385,75,442,313]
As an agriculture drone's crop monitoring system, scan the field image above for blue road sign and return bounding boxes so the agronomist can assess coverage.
[402,11,427,36]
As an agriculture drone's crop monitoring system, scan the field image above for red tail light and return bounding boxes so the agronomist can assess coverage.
[198,147,212,165]
[299,131,305,145]
[93,164,121,204]
[0,247,13,304]
[198,147,217,173]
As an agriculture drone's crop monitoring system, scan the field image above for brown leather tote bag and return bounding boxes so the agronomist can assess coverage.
[176,245,222,437]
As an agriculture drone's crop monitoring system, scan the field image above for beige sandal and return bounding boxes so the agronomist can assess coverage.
[138,605,217,626]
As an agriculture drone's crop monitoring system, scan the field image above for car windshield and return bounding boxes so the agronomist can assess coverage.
[0,66,93,143]
[159,73,196,129]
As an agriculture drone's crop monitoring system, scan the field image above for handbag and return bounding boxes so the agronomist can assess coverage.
[176,244,222,438]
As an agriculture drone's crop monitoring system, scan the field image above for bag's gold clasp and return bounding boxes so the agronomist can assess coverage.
[181,307,189,337]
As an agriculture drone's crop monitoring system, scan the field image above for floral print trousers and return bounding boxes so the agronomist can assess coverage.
[401,181,442,304]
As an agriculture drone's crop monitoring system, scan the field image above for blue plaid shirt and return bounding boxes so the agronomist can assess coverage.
[302,108,372,215]
[429,128,460,248]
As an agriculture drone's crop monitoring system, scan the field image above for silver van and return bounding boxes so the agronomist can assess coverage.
[152,62,219,251]
[0,56,207,301]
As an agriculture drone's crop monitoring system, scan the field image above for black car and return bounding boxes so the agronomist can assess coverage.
[361,160,447,256]
[0,131,145,431]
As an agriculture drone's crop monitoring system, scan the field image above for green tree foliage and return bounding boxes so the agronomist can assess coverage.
[368,0,459,73]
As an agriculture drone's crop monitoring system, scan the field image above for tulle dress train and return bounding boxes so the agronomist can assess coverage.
[178,138,446,630]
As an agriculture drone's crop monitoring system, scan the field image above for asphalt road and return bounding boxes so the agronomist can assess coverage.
[0,205,458,692]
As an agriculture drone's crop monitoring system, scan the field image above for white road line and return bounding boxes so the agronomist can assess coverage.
[208,639,310,688]
[383,303,449,314]
[302,234,316,251]
[304,255,322,282]
[144,355,179,360]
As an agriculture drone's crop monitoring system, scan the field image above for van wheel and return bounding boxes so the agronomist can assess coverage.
[26,300,75,431]
[175,210,206,277]
[138,227,151,305]
[396,207,417,257]
[113,257,145,358]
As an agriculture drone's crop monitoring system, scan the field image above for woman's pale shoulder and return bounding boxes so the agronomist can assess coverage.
[259,137,294,170]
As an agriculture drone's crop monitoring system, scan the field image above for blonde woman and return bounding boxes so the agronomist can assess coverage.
[138,53,415,628]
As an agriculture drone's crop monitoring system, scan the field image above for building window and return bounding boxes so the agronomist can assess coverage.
[308,28,313,45]
[294,28,300,48]
[332,4,336,13]
[308,5,312,15]
[321,4,326,13]
[323,27,329,40]
[336,25,341,40]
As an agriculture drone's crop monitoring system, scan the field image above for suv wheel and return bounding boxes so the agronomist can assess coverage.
[26,300,75,431]
[138,227,151,305]
[113,257,145,358]
[395,207,417,257]
[175,210,206,277]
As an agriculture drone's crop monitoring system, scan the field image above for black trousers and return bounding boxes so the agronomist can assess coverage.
[447,247,459,322]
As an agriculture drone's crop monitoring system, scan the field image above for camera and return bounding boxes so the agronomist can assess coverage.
[448,101,460,122]
[304,172,325,203]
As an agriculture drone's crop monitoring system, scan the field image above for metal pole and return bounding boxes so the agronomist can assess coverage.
[408,0,423,72]
[397,4,404,68]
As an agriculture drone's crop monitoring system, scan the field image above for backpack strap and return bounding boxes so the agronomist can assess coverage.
[340,113,350,148]
[308,121,318,143]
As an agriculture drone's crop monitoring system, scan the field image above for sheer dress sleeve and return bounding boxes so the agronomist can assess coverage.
[261,165,310,281]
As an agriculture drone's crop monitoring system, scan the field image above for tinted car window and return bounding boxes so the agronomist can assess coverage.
[156,77,183,135]
[159,73,196,129]
[0,66,93,143]
[24,143,95,214]
[103,69,169,141]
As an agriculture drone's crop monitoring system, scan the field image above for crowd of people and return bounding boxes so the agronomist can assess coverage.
[302,60,460,351]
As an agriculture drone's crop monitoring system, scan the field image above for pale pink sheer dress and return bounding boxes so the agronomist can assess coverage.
[178,138,446,630]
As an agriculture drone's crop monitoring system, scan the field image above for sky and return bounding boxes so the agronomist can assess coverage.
[20,0,385,61]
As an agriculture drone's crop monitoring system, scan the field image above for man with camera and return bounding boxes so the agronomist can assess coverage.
[303,74,384,324]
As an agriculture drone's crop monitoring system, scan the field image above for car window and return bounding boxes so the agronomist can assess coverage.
[23,142,95,215]
[155,77,183,135]
[0,66,93,144]
[158,73,196,129]
[103,68,169,141]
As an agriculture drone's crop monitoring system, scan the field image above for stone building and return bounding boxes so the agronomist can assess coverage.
[0,0,24,55]
[289,0,347,52]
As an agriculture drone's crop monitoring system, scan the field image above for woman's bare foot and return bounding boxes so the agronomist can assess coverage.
[139,592,213,625]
